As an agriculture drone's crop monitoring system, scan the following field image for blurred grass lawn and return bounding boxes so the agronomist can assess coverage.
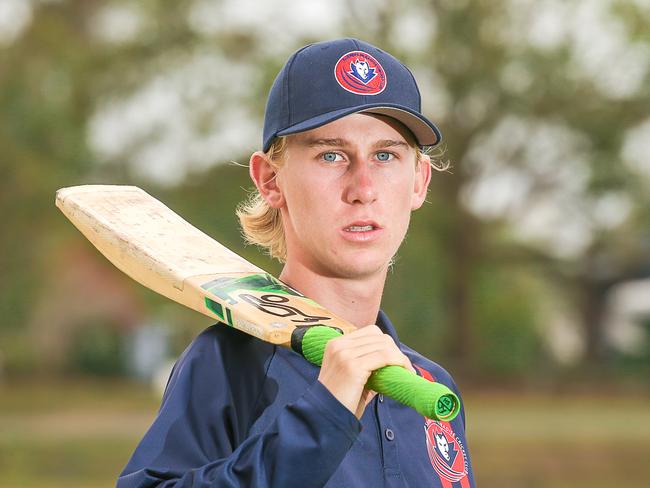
[1,379,649,487]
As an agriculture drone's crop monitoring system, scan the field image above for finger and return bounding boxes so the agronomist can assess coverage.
[333,340,411,372]
[329,332,405,357]
[359,388,377,407]
[325,333,412,371]
[334,341,407,364]
[331,324,384,341]
[355,351,412,374]
[326,327,394,352]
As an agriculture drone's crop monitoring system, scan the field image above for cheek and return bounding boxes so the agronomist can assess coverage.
[281,172,333,228]
[390,209,413,244]
[388,173,418,208]
[386,177,417,237]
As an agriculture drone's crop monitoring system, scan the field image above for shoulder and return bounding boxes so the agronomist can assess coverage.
[154,324,281,439]
[176,323,276,370]
[163,324,277,411]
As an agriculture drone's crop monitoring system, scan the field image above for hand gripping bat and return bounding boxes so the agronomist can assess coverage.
[55,185,460,421]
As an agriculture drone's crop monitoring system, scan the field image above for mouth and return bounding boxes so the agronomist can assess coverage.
[344,224,376,232]
[343,221,381,233]
[341,221,382,242]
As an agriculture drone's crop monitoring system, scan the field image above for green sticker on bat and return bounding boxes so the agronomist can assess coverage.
[204,299,235,326]
[202,274,299,304]
[202,274,331,324]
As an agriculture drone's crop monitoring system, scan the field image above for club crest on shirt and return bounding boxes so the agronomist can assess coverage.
[334,50,387,95]
[425,419,468,483]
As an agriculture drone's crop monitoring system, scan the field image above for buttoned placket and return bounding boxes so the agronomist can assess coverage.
[373,394,405,486]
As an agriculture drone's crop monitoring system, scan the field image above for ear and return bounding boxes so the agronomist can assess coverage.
[411,153,432,210]
[249,151,285,208]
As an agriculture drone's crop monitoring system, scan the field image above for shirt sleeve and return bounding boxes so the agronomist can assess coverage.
[117,326,361,488]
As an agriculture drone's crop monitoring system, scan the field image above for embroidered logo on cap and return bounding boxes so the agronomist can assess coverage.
[334,51,387,95]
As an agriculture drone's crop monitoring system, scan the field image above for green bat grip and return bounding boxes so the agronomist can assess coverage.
[291,325,460,421]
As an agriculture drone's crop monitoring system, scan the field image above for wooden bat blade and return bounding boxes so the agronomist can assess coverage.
[55,185,355,345]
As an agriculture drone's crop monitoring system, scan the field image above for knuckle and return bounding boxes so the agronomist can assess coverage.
[326,342,348,361]
[337,347,354,362]
[361,324,381,336]
[325,337,343,351]
[382,335,398,351]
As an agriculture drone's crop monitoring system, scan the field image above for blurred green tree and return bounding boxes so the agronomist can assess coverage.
[1,0,648,380]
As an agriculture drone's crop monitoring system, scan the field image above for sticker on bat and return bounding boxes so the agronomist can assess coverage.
[204,299,234,325]
[239,293,330,324]
[202,274,331,324]
[202,274,302,304]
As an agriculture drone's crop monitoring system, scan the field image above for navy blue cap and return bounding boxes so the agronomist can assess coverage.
[262,38,442,152]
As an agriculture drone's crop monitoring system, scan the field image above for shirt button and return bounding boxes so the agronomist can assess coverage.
[385,428,395,441]
[378,394,384,402]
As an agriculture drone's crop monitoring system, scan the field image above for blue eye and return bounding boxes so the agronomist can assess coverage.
[322,152,342,162]
[376,151,393,161]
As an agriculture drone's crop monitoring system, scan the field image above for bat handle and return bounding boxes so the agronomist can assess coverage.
[291,326,460,421]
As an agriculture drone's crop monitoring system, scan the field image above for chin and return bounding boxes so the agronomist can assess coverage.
[329,253,390,280]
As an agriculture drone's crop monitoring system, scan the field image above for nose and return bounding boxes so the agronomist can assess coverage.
[343,160,377,205]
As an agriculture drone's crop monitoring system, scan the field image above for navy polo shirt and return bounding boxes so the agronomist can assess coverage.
[118,311,475,487]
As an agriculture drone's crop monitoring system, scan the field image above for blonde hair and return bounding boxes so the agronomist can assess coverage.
[236,137,289,261]
[236,135,449,262]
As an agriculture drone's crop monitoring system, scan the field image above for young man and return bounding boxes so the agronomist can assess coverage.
[118,38,475,488]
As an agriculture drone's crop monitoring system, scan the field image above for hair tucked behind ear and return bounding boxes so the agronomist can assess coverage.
[236,137,289,262]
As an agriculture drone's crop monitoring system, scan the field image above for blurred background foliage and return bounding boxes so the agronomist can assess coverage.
[1,0,649,486]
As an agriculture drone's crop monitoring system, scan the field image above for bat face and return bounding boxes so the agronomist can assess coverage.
[201,274,330,324]
[55,185,355,345]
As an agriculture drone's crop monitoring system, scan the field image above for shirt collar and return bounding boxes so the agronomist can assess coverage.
[376,309,401,346]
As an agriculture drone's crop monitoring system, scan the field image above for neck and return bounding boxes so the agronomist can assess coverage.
[279,260,387,328]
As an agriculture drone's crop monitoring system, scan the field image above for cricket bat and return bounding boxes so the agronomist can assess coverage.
[55,185,460,421]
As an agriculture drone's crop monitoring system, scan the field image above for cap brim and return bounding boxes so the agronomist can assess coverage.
[275,103,441,148]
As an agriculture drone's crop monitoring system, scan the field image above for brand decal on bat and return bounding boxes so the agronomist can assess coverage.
[202,274,331,324]
[204,299,234,325]
[239,293,330,323]
[202,274,300,304]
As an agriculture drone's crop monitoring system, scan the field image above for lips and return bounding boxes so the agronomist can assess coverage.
[343,221,381,232]
[340,220,383,243]
[345,224,374,232]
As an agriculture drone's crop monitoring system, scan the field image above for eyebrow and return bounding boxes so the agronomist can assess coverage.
[301,137,409,150]
[374,139,409,150]
[304,138,347,148]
